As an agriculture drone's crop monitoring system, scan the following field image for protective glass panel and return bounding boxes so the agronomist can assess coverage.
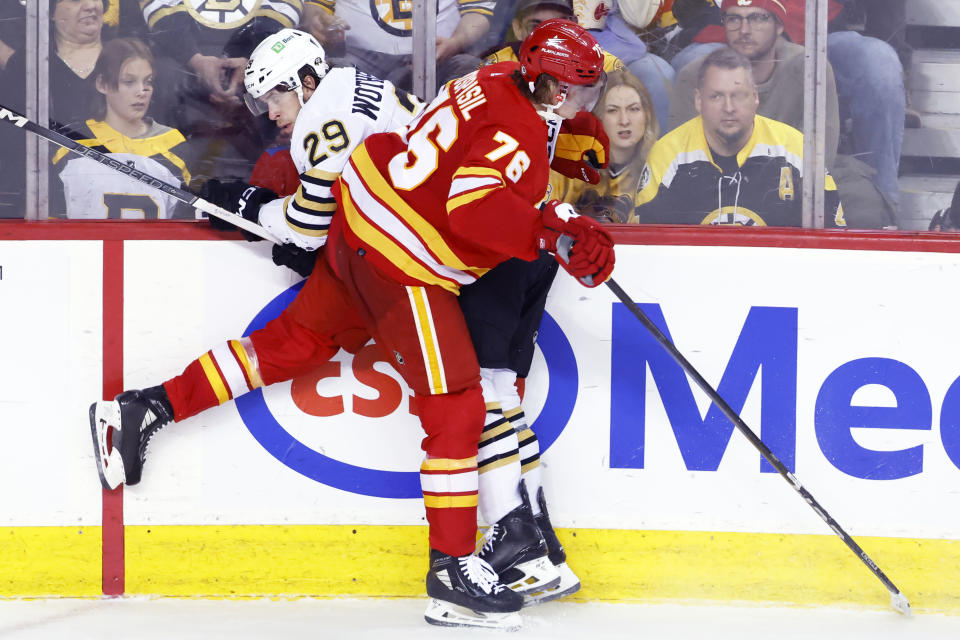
[0,4,26,219]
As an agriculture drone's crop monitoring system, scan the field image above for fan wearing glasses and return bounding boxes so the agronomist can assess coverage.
[668,0,840,172]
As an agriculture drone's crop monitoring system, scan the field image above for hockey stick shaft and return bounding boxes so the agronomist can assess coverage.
[0,104,279,243]
[604,277,911,614]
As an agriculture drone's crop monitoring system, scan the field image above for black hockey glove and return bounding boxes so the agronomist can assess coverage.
[200,178,278,242]
[271,243,318,278]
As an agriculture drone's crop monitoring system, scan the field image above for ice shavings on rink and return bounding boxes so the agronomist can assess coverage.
[0,598,958,640]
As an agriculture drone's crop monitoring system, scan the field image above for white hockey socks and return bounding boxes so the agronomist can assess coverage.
[476,369,522,525]
[491,368,544,516]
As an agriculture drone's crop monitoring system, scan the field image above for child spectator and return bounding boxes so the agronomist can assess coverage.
[50,37,193,218]
[1,0,122,217]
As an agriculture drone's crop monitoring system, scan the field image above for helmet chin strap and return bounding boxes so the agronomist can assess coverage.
[536,83,569,122]
[537,104,563,124]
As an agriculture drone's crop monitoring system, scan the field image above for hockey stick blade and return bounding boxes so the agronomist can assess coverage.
[0,104,279,243]
[604,277,911,616]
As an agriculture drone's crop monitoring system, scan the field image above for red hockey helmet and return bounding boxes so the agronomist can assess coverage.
[518,18,604,87]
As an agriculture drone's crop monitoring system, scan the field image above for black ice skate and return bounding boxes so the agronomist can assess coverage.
[89,386,173,490]
[477,484,561,597]
[522,486,582,607]
[424,549,523,630]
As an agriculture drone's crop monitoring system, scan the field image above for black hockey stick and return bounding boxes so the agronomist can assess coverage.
[604,276,911,615]
[0,104,279,243]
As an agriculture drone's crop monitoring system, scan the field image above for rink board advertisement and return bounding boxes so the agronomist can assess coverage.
[1,225,959,612]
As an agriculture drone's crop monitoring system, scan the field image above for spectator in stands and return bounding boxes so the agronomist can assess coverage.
[634,47,844,227]
[50,37,192,219]
[669,0,840,167]
[823,0,906,214]
[140,1,301,179]
[663,0,905,220]
[834,0,918,128]
[667,0,896,228]
[300,1,349,57]
[574,0,674,134]
[483,0,641,117]
[929,181,960,233]
[1,0,112,218]
[652,0,725,73]
[314,0,492,94]
[483,0,577,59]
[551,69,658,223]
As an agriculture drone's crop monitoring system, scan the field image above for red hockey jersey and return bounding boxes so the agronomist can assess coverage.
[336,62,551,293]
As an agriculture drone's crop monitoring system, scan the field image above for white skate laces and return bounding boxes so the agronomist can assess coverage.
[479,524,501,555]
[460,556,503,595]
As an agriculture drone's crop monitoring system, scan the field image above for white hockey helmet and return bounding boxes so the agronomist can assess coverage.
[243,28,329,116]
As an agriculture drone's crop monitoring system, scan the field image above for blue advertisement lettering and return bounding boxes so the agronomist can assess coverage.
[610,304,798,473]
[815,357,932,480]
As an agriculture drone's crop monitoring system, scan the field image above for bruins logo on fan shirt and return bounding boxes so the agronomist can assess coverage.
[701,205,768,226]
[184,0,258,29]
[371,0,415,36]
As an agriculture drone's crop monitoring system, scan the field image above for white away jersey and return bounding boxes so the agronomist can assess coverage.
[258,66,424,249]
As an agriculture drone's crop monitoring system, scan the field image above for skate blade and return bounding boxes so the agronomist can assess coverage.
[506,555,561,595]
[523,562,581,607]
[89,401,125,490]
[424,598,522,631]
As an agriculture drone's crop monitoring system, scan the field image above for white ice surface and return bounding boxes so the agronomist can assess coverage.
[0,598,957,640]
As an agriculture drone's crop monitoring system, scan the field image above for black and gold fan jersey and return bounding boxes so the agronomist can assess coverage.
[633,115,845,228]
[140,0,302,63]
[52,119,192,219]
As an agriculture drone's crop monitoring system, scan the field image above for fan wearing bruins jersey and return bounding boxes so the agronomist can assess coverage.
[53,119,192,219]
[634,47,844,228]
[141,0,301,65]
[306,0,492,92]
[141,0,305,177]
[320,0,493,56]
[51,37,192,219]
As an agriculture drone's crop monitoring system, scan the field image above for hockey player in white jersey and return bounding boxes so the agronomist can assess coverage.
[201,28,424,253]
[89,26,587,628]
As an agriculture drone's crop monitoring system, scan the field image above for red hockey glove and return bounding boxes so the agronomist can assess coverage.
[536,200,615,288]
[551,111,610,185]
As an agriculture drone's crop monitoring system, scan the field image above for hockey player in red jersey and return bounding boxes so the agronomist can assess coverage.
[89,21,614,631]
[326,18,614,628]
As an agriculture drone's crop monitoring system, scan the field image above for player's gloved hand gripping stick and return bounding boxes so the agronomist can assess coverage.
[0,104,280,243]
[537,200,615,287]
[540,197,909,615]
